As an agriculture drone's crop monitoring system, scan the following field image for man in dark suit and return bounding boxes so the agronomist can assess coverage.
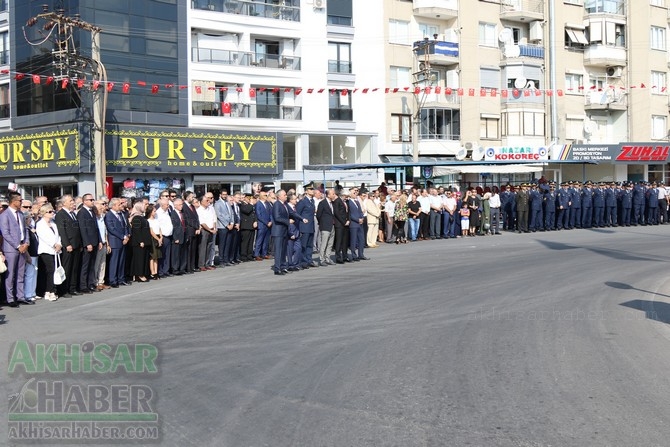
[316,188,336,266]
[55,194,83,297]
[77,193,102,294]
[104,197,130,287]
[271,190,305,275]
[170,198,186,275]
[253,190,273,261]
[347,188,367,261]
[0,192,31,306]
[182,191,200,272]
[239,193,258,262]
[332,190,350,264]
[296,181,318,268]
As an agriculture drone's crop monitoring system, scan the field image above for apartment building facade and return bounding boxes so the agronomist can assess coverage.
[1,0,384,200]
[383,0,670,186]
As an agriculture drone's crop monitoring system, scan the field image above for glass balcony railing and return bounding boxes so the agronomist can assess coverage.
[192,0,300,22]
[192,48,301,70]
[328,60,352,74]
[192,101,302,120]
[328,108,353,121]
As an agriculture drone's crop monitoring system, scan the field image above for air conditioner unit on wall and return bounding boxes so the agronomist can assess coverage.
[606,66,623,77]
[314,0,326,9]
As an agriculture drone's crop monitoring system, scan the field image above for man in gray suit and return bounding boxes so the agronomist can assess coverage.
[214,189,235,266]
[0,192,31,307]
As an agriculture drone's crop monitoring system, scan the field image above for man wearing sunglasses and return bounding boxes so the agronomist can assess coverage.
[0,192,32,307]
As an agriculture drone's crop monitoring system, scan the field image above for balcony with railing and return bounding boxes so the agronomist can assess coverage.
[192,101,302,120]
[413,40,459,67]
[585,0,625,15]
[328,60,351,74]
[584,89,627,111]
[191,0,300,22]
[500,0,544,22]
[583,44,626,68]
[413,0,458,20]
[191,48,301,70]
[329,108,353,121]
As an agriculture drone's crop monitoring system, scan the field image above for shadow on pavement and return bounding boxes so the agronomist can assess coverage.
[620,299,669,324]
[538,240,669,262]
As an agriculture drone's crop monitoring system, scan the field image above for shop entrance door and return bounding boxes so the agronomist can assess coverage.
[23,184,77,203]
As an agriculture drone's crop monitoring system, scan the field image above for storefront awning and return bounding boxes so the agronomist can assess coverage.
[14,175,78,185]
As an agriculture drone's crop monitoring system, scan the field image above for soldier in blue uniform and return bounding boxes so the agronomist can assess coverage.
[647,182,659,225]
[569,181,582,229]
[528,183,543,232]
[556,182,571,230]
[581,181,593,228]
[592,182,605,227]
[543,182,557,230]
[604,182,617,227]
[619,182,631,226]
[632,181,646,225]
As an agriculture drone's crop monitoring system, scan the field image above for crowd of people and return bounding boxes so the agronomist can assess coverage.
[0,177,666,307]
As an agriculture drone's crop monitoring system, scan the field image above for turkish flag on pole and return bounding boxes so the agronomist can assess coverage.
[61,78,69,89]
[151,84,159,94]
[222,102,231,114]
[249,88,256,98]
[123,83,130,94]
[32,75,40,84]
[106,82,114,92]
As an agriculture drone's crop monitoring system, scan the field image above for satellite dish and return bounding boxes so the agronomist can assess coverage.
[583,120,593,135]
[499,28,513,43]
[464,141,474,150]
[514,76,527,89]
[455,148,467,160]
[471,146,485,162]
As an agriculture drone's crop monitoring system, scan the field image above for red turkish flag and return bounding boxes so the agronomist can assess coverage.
[61,78,69,89]
[294,88,302,95]
[424,87,431,94]
[385,88,390,93]
[341,89,348,96]
[523,89,530,96]
[457,88,464,96]
[480,88,486,97]
[236,87,243,93]
[249,88,256,98]
[77,79,85,88]
[490,89,497,97]
[137,81,146,86]
[195,86,202,94]
[15,73,25,80]
[106,82,114,92]
[502,89,508,98]
[640,83,646,89]
[468,88,475,96]
[362,88,369,93]
[222,102,231,114]
[0,69,8,74]
[307,88,314,93]
[258,87,266,92]
[123,83,130,94]
[92,80,100,90]
[318,88,325,93]
[445,87,452,95]
[151,84,159,94]
[557,89,564,96]
[46,76,54,85]
[535,89,542,96]
[414,87,421,94]
[393,88,399,93]
[32,75,40,84]
[546,90,553,96]
[272,87,279,93]
[284,88,292,93]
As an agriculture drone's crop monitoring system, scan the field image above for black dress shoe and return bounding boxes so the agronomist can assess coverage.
[351,257,360,262]
[282,269,290,274]
[309,262,319,268]
[336,260,344,264]
[111,284,119,288]
[79,289,92,294]
[8,302,19,308]
[288,267,300,272]
[119,282,129,286]
[274,271,285,275]
[61,293,73,297]
[71,291,83,296]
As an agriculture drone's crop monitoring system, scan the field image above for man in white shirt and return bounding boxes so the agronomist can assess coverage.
[197,194,217,270]
[156,198,174,277]
[428,188,443,239]
[658,181,668,224]
[417,189,431,240]
[442,190,458,238]
[384,193,396,243]
[488,188,502,235]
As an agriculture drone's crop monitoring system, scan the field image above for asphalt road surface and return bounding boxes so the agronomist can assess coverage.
[3,226,670,446]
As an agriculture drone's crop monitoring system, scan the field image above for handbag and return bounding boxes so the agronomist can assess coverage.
[0,253,7,274]
[53,254,66,285]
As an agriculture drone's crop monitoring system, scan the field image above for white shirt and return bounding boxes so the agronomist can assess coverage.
[97,215,107,243]
[36,219,61,255]
[156,207,174,236]
[197,204,217,230]
[429,194,442,211]
[384,199,396,218]
[443,196,457,213]
[658,186,667,200]
[418,195,431,213]
[489,193,501,208]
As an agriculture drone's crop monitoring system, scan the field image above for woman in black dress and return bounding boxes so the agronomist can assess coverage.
[129,202,152,282]
[465,188,481,236]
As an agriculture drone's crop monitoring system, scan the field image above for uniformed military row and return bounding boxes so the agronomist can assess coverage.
[499,180,669,233]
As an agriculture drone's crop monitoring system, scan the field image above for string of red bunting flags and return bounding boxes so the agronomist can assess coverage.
[5,69,665,96]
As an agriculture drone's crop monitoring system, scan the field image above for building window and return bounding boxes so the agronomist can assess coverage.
[651,71,667,94]
[283,138,296,170]
[328,42,351,73]
[652,115,667,140]
[502,111,544,136]
[480,116,499,140]
[480,68,500,89]
[418,23,439,39]
[0,84,8,119]
[508,78,539,90]
[389,19,411,45]
[419,108,460,140]
[309,135,371,164]
[650,0,664,6]
[565,27,588,49]
[0,31,8,65]
[329,90,353,121]
[390,66,411,88]
[565,73,584,94]
[651,26,666,50]
[327,0,352,26]
[391,114,412,142]
[524,112,544,136]
[479,23,497,47]
[565,118,585,141]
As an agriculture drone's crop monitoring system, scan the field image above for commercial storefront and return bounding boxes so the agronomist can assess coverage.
[0,124,282,201]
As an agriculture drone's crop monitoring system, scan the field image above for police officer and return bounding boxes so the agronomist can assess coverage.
[569,181,582,229]
[632,180,646,225]
[581,181,593,228]
[556,182,571,230]
[528,183,543,232]
[620,182,632,226]
[501,184,515,231]
[592,182,605,227]
[604,182,617,227]
[544,182,557,230]
[647,182,659,225]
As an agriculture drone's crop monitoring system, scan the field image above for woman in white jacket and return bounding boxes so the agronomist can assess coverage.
[35,204,62,301]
